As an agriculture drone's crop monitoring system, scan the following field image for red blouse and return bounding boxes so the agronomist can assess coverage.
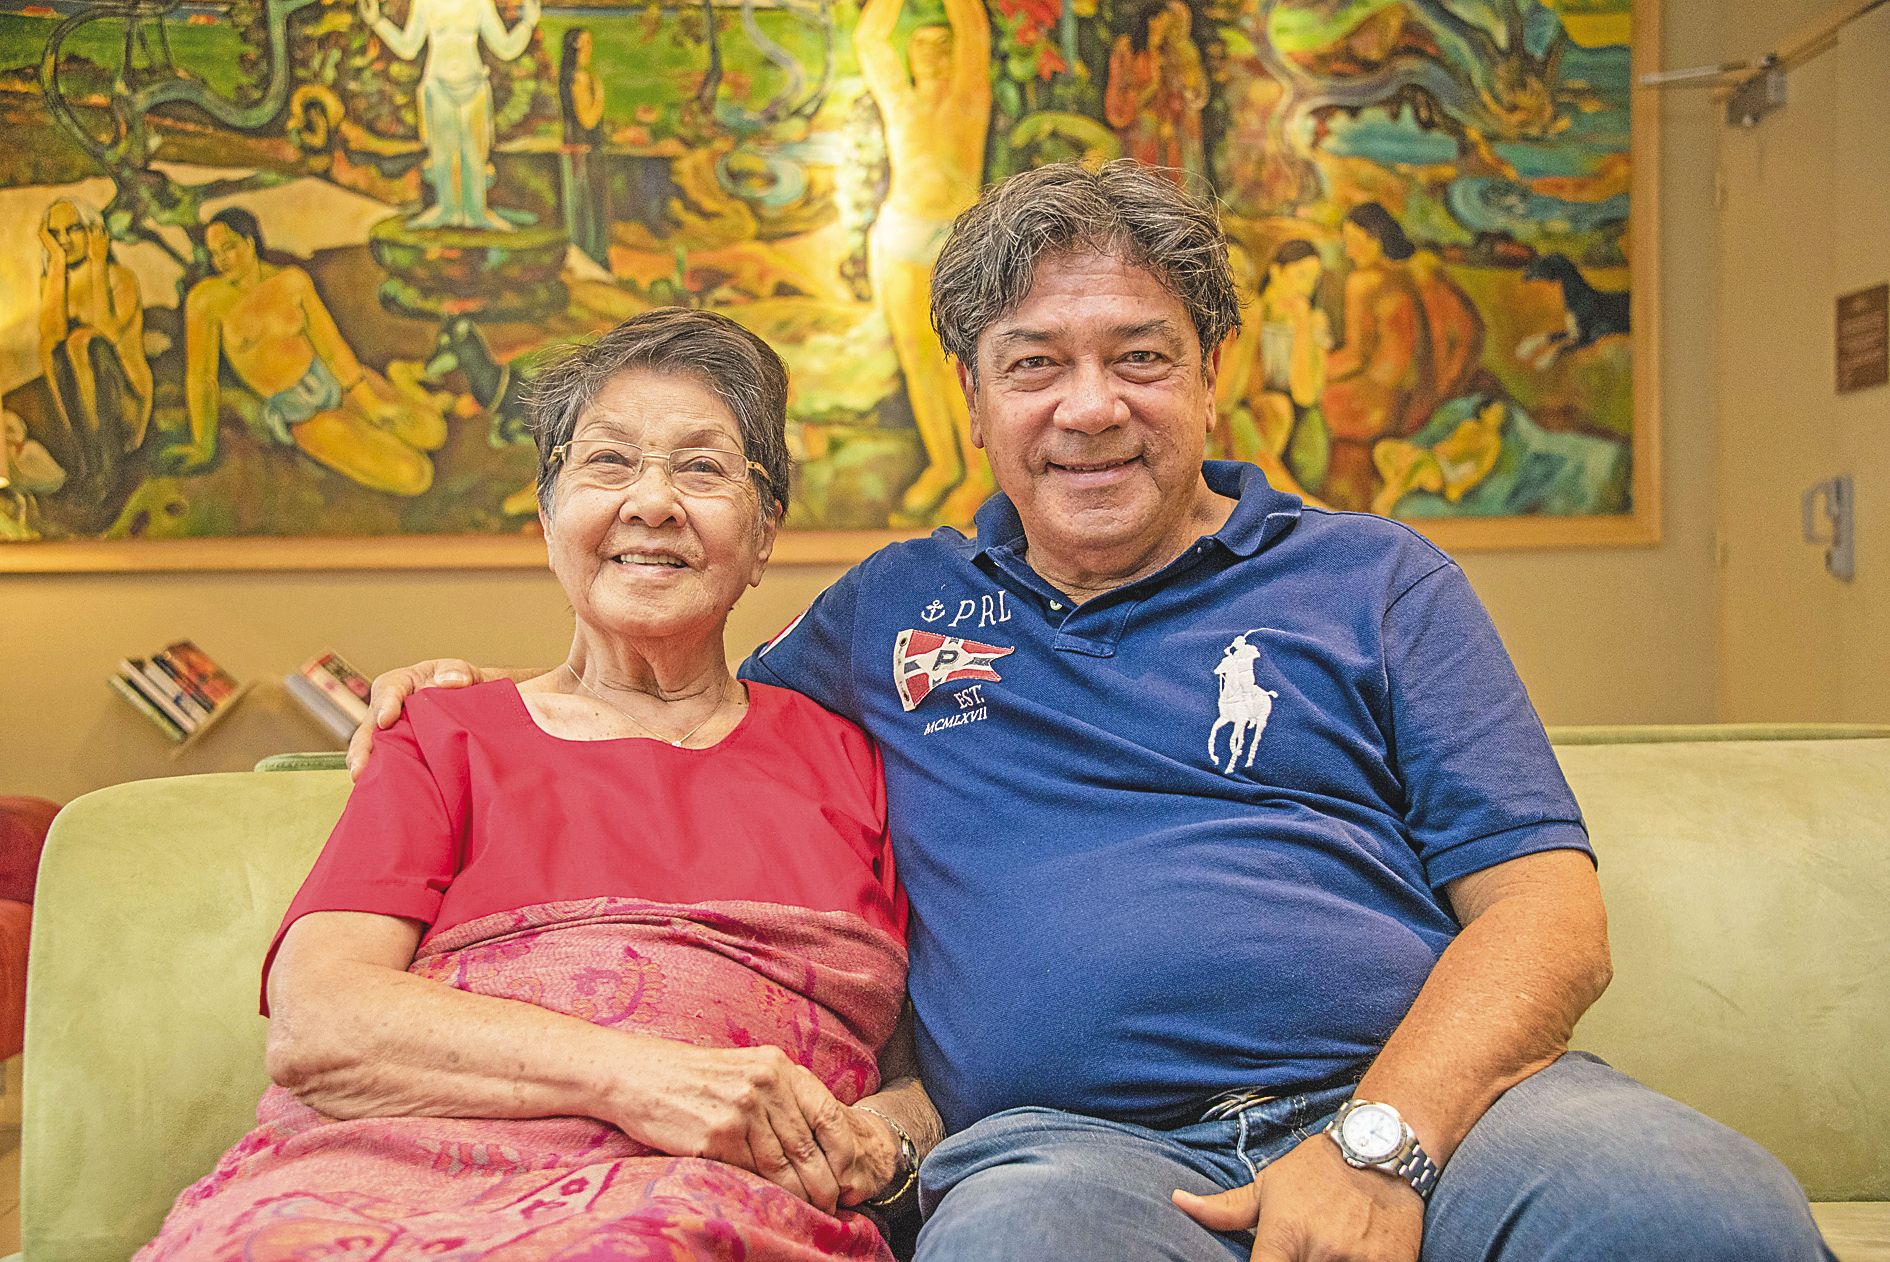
[263,680,903,1009]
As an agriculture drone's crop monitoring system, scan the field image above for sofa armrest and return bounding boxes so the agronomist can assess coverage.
[1558,734,1890,1202]
[22,771,349,1261]
[0,899,28,1061]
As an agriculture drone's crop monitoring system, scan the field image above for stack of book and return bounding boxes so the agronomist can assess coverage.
[110,641,243,744]
[284,651,373,743]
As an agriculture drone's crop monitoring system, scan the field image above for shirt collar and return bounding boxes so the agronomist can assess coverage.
[1202,460,1303,557]
[968,460,1302,561]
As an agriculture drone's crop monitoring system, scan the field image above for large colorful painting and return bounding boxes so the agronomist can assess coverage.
[0,0,1654,570]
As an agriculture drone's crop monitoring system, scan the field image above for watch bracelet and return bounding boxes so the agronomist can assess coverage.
[855,1104,919,1207]
[1394,1145,1441,1200]
[1328,1100,1441,1202]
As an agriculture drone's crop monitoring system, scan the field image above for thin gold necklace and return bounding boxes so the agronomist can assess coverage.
[561,663,736,748]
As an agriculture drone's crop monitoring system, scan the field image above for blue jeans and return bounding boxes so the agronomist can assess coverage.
[914,1052,1833,1261]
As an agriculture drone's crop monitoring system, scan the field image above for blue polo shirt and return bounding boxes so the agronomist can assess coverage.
[740,462,1588,1134]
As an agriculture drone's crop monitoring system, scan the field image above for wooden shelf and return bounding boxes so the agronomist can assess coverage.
[169,681,254,759]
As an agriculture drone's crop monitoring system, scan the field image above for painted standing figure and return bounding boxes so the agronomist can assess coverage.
[1324,203,1432,511]
[856,0,993,526]
[1105,1,1209,182]
[36,198,156,487]
[558,27,609,265]
[360,0,541,231]
[167,208,446,495]
[1216,238,1331,500]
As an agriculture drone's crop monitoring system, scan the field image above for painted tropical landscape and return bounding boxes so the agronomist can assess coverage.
[0,0,1636,548]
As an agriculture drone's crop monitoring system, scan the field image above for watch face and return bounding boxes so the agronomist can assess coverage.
[1339,1104,1404,1163]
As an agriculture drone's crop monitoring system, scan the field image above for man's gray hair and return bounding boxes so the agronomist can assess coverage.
[930,160,1241,378]
[926,158,1239,374]
[528,307,791,517]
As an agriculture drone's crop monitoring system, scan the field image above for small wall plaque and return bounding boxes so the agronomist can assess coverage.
[1837,283,1888,394]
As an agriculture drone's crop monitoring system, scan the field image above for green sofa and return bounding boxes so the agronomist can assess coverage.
[15,727,1890,1260]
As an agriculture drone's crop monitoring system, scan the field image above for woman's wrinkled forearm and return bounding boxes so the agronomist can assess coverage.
[269,921,881,1211]
[267,951,633,1125]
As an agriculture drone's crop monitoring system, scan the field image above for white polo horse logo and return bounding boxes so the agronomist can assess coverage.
[1209,632,1277,774]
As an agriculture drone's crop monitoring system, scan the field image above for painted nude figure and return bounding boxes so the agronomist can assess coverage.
[856,0,992,525]
[2,408,67,540]
[360,0,541,230]
[1216,238,1331,502]
[1323,204,1432,511]
[1104,0,1209,182]
[167,208,445,495]
[37,198,156,482]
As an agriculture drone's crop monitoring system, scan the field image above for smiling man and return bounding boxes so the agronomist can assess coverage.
[356,162,1830,1262]
[741,162,1830,1262]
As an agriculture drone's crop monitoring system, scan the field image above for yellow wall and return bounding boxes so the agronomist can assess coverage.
[1455,0,1723,740]
[1716,0,1890,722]
[1,563,847,802]
[2,2,1737,803]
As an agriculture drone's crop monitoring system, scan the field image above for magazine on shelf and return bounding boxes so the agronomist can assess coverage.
[305,667,369,725]
[150,653,215,713]
[300,651,372,723]
[284,671,358,744]
[138,658,210,726]
[117,659,200,733]
[158,640,240,708]
[109,675,188,742]
[311,651,372,705]
[108,642,246,745]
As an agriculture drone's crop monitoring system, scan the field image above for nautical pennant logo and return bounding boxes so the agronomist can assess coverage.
[893,630,1014,712]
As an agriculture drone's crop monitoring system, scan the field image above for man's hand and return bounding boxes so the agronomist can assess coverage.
[1172,1131,1423,1262]
[834,1104,904,1206]
[346,659,482,779]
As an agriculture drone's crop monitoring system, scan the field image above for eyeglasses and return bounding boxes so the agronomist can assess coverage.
[548,439,771,498]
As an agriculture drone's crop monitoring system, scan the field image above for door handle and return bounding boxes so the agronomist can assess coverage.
[1801,475,1854,581]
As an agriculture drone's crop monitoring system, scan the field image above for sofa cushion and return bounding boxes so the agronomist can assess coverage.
[1811,1203,1890,1262]
[23,771,344,1262]
[1564,735,1890,1202]
[0,898,28,1060]
[0,795,58,903]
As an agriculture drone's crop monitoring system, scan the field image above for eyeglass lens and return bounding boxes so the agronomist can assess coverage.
[561,441,750,495]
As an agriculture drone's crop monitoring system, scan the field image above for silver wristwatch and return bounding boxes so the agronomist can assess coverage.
[1324,1099,1441,1201]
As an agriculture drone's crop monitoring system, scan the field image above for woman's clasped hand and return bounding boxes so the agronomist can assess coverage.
[610,1039,903,1213]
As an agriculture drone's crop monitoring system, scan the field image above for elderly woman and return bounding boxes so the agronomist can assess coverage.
[138,308,937,1260]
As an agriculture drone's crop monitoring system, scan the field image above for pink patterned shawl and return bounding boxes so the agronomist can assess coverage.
[137,898,908,1261]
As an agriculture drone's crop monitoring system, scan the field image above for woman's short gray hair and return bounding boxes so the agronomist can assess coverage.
[528,307,791,517]
[930,160,1241,378]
